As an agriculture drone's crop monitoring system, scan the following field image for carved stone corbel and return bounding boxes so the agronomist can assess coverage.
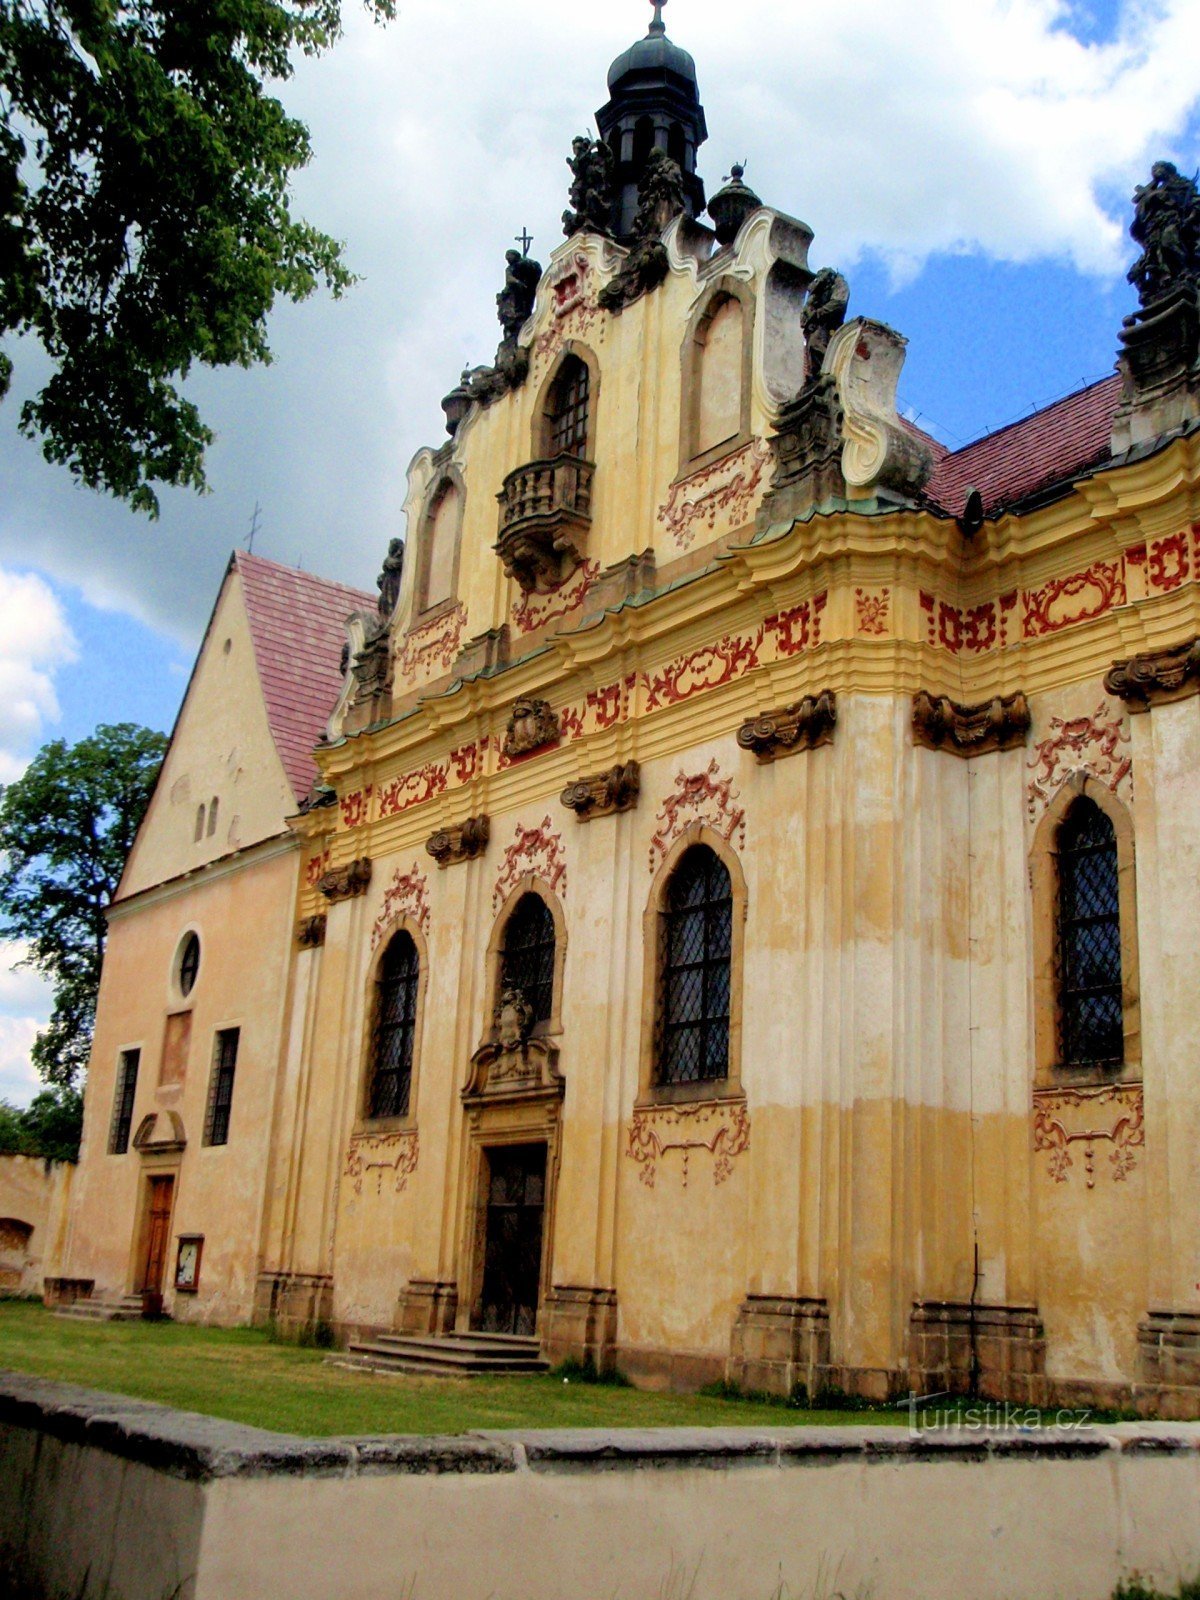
[737,693,837,763]
[503,697,560,760]
[318,858,373,903]
[1105,636,1200,712]
[561,762,640,821]
[426,816,491,868]
[297,915,327,949]
[912,691,1031,757]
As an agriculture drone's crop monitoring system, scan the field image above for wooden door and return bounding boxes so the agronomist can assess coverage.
[479,1145,546,1337]
[139,1175,175,1315]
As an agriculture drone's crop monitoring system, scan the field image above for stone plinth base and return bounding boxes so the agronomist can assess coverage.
[42,1277,93,1308]
[909,1301,1046,1405]
[541,1286,618,1373]
[728,1295,831,1399]
[1138,1311,1200,1418]
[396,1279,459,1336]
[253,1272,333,1340]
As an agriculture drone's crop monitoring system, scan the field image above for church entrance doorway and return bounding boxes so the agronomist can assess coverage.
[137,1174,175,1315]
[479,1144,546,1336]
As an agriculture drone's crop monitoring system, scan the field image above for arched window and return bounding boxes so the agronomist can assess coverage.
[421,480,460,611]
[500,893,556,1026]
[657,845,733,1085]
[544,355,591,460]
[1057,797,1124,1067]
[368,932,420,1120]
[194,804,206,843]
[206,797,219,838]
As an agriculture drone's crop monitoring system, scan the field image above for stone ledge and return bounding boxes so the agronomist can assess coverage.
[4,1372,1200,1484]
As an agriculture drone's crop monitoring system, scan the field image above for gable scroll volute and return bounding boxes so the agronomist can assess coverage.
[1105,637,1200,712]
[737,693,837,764]
[561,762,641,821]
[426,816,491,868]
[912,692,1032,758]
[319,858,373,903]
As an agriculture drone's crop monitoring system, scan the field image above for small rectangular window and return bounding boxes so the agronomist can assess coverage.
[204,1029,239,1147]
[108,1050,140,1155]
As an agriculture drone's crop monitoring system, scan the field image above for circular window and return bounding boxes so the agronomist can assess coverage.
[177,933,201,998]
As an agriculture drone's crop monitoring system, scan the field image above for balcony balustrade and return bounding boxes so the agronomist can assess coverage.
[495,454,595,593]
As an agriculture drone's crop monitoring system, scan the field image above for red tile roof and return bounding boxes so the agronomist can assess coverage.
[926,374,1122,519]
[236,552,375,803]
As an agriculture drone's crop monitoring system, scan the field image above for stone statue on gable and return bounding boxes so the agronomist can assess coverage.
[632,146,686,239]
[563,135,615,238]
[376,538,405,618]
[801,267,851,385]
[1128,162,1200,308]
[496,249,543,343]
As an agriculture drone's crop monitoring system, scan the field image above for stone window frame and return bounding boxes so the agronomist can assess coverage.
[413,465,467,619]
[533,343,601,464]
[357,917,430,1134]
[1030,772,1141,1089]
[484,877,568,1046]
[678,276,755,476]
[637,823,748,1108]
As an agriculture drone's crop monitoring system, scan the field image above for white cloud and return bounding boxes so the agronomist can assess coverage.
[0,568,78,783]
[0,943,51,1109]
[0,0,1198,645]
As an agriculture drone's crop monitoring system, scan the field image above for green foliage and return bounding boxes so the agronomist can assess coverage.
[1114,1581,1200,1600]
[0,722,167,1098]
[0,1086,82,1161]
[0,0,395,515]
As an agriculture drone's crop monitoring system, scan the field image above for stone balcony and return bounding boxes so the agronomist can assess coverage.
[495,453,595,593]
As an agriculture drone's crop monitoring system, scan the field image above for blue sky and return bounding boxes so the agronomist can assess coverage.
[0,0,1198,1102]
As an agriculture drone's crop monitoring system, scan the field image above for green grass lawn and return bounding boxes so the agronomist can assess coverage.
[0,1300,901,1438]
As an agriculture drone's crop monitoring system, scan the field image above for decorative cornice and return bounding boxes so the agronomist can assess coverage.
[319,858,373,903]
[1105,636,1200,712]
[561,762,640,821]
[912,691,1031,758]
[736,693,837,763]
[426,816,491,868]
[297,914,327,949]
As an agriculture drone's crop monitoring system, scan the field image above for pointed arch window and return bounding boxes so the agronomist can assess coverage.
[657,845,733,1086]
[1057,797,1124,1067]
[545,355,591,459]
[368,932,420,1120]
[500,893,556,1026]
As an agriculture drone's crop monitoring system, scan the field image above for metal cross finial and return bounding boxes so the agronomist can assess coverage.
[649,0,667,35]
[516,228,534,257]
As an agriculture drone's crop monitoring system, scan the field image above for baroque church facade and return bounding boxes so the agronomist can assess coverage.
[59,6,1200,1411]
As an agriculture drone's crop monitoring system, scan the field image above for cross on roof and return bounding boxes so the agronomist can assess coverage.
[516,228,534,257]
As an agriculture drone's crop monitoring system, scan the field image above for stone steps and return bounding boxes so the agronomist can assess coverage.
[338,1329,549,1378]
[53,1296,146,1324]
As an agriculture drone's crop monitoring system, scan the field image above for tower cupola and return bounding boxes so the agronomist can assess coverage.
[597,0,708,239]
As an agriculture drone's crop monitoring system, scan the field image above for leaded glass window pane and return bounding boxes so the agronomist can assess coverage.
[547,357,590,458]
[657,846,733,1086]
[501,894,556,1025]
[1057,798,1123,1067]
[369,933,420,1119]
[206,1029,239,1146]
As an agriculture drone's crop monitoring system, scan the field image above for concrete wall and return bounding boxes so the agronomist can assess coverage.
[3,1374,1200,1600]
[0,1158,73,1298]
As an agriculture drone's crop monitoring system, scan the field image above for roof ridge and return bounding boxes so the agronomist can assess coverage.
[941,372,1121,464]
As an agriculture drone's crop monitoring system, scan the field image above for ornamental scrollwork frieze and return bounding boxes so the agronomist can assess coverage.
[1105,636,1200,713]
[319,858,373,903]
[1033,1084,1145,1189]
[426,816,490,868]
[561,762,640,821]
[912,691,1031,758]
[737,693,837,764]
[626,1101,751,1190]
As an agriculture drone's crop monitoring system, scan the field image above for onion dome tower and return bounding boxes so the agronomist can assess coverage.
[597,0,708,240]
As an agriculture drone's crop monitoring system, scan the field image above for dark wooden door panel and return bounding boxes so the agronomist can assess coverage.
[480,1145,546,1337]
